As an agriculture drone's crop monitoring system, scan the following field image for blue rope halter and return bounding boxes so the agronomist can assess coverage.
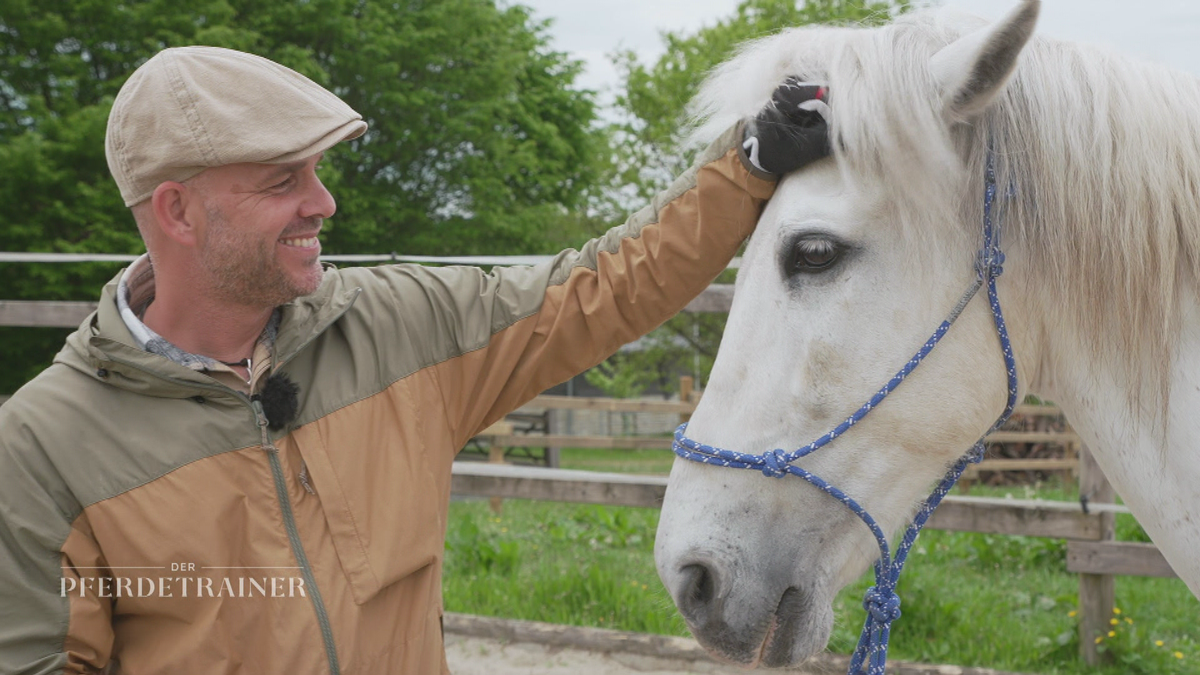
[673,154,1018,675]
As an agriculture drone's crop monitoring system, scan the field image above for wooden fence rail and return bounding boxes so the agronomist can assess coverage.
[476,394,1082,482]
[449,460,1178,667]
[449,462,1132,542]
[1067,541,1177,578]
[1,285,738,328]
[0,300,95,328]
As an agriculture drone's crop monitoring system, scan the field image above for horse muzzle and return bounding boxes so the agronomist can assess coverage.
[664,555,833,668]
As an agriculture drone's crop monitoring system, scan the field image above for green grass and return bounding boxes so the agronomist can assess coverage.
[443,499,685,635]
[443,455,1198,674]
[556,446,677,474]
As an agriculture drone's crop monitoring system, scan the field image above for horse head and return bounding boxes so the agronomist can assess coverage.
[655,1,1043,668]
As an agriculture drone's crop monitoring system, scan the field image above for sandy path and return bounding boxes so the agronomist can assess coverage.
[446,633,805,674]
[442,614,1028,675]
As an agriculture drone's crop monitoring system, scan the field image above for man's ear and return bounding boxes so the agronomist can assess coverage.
[929,0,1040,122]
[150,181,200,247]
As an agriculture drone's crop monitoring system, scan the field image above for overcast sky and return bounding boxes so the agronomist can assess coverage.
[516,0,1200,107]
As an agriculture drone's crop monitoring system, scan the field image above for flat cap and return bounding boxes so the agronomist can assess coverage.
[105,46,367,206]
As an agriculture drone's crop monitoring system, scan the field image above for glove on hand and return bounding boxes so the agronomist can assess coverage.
[742,77,831,177]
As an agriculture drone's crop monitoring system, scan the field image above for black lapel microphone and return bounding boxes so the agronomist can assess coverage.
[255,373,300,431]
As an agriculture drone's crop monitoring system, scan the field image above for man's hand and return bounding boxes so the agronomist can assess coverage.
[742,77,831,177]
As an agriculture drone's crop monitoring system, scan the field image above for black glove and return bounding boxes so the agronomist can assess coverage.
[742,77,831,177]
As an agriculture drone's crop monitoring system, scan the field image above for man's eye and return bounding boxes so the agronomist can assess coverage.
[272,176,295,190]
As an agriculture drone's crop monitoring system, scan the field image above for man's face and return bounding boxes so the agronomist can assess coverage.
[191,153,334,308]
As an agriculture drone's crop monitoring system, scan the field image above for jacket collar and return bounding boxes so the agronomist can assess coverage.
[57,265,361,399]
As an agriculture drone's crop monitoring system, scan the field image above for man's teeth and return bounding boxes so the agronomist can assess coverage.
[280,236,319,247]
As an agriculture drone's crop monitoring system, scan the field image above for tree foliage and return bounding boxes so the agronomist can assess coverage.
[0,0,606,392]
[611,0,910,204]
[589,0,911,398]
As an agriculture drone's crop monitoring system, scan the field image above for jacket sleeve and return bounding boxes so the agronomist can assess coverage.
[346,121,775,448]
[0,407,114,674]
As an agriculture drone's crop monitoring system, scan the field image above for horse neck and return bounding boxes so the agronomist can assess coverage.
[1027,276,1200,597]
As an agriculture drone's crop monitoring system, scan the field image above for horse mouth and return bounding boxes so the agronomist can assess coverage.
[756,586,812,668]
[688,584,825,669]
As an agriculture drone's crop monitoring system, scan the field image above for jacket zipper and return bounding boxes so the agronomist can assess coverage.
[96,356,342,674]
[252,397,341,675]
[100,292,363,674]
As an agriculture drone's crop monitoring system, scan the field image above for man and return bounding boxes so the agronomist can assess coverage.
[0,47,828,674]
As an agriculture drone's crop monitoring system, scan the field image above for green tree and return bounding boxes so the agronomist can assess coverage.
[588,0,911,399]
[0,0,607,392]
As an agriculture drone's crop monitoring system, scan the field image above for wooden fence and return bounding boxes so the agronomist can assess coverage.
[450,456,1175,666]
[463,385,1177,667]
[1,284,733,328]
[476,389,1082,474]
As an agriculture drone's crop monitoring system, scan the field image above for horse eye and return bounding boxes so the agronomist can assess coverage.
[790,238,841,273]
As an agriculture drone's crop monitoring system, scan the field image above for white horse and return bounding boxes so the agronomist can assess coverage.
[655,0,1200,669]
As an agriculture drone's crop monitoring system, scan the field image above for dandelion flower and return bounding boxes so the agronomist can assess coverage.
[1068,610,1077,618]
[1108,631,1116,638]
[1094,637,1103,644]
[1175,652,1184,659]
[1124,617,1133,624]
[1113,607,1122,615]
[1110,618,1119,626]
[1156,640,1165,647]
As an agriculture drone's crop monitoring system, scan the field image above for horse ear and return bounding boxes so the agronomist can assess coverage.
[929,0,1040,121]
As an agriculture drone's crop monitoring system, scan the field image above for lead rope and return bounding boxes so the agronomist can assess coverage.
[673,152,1018,675]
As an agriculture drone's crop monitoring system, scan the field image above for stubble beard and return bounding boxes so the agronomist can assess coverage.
[200,207,325,309]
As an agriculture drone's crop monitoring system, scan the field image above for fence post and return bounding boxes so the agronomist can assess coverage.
[545,409,561,469]
[1065,434,1080,483]
[485,420,515,515]
[679,376,694,425]
[488,443,506,515]
[1078,444,1115,665]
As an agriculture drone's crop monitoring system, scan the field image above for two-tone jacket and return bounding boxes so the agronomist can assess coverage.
[0,125,775,674]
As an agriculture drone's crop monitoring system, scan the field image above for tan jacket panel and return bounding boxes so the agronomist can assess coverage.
[437,138,773,443]
[81,447,318,674]
[55,377,452,674]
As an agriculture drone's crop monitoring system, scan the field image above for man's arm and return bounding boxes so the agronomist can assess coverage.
[341,79,831,447]
[0,403,114,674]
[435,121,774,441]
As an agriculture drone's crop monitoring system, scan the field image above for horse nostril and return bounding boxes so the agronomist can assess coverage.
[679,563,718,617]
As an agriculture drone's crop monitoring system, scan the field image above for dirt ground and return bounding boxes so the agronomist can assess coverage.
[445,633,823,675]
[442,614,1028,675]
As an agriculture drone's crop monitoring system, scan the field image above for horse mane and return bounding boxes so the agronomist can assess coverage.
[691,8,1200,411]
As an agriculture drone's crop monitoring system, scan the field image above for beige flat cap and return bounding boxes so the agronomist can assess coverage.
[105,46,367,206]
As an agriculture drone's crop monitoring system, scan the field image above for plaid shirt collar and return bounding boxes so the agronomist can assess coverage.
[115,254,279,372]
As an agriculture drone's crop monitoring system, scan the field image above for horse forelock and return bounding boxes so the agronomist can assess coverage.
[692,6,1200,415]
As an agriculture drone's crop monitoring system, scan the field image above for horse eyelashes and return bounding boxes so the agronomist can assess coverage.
[786,237,845,276]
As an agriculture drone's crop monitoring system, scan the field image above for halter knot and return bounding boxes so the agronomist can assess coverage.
[760,449,791,478]
[975,246,1005,279]
[863,586,902,623]
[965,441,986,464]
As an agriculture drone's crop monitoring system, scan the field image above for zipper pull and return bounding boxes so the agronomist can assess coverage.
[299,461,315,495]
[250,397,276,452]
[255,396,312,495]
